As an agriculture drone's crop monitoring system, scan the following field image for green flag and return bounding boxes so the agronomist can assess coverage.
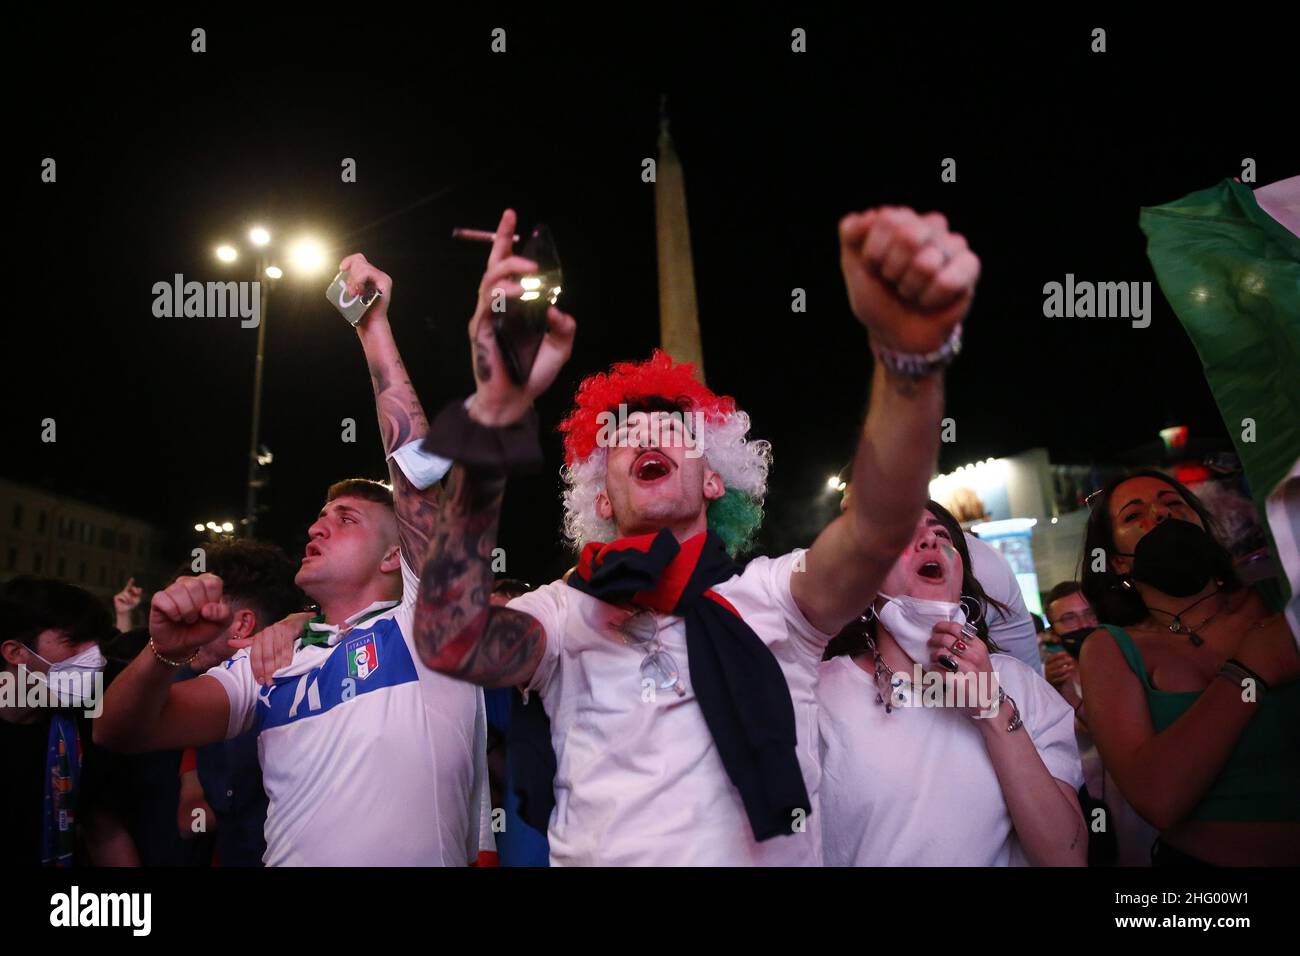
[1140,178,1300,527]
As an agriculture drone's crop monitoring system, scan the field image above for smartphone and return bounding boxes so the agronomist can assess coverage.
[1040,642,1066,659]
[326,270,382,326]
[493,224,563,385]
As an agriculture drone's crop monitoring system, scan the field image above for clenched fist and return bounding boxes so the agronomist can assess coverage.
[839,206,979,354]
[148,574,232,660]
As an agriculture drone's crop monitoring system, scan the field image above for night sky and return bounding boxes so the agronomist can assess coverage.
[11,11,1296,587]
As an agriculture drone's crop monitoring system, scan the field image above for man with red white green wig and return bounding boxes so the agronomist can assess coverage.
[557,348,772,559]
[414,204,980,865]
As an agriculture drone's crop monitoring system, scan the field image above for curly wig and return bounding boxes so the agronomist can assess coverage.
[557,350,771,556]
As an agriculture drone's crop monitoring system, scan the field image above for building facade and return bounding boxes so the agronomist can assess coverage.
[0,478,172,612]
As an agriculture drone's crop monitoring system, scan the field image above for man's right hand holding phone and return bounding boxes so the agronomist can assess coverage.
[466,208,577,426]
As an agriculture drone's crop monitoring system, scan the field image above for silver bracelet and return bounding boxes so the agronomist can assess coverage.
[1216,658,1268,697]
[1003,690,1024,733]
[870,323,963,379]
[969,686,1023,732]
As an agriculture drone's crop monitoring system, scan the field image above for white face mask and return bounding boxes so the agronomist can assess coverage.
[29,643,107,676]
[25,644,107,708]
[876,593,967,665]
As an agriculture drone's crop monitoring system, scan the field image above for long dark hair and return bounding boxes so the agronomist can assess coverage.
[823,500,1010,660]
[1080,469,1240,626]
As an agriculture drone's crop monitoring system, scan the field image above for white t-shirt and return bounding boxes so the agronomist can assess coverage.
[816,652,1082,866]
[965,533,1042,674]
[506,549,835,866]
[206,557,493,866]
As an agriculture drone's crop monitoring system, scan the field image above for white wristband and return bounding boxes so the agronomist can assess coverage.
[390,439,454,490]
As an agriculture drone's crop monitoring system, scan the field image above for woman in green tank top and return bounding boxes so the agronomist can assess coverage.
[1077,470,1300,866]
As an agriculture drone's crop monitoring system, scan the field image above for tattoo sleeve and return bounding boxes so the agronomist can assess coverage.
[360,324,440,569]
[414,464,546,687]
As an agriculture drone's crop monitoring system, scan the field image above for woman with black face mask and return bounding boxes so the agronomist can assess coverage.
[1078,470,1300,866]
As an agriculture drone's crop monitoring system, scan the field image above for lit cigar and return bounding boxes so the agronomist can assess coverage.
[452,228,521,242]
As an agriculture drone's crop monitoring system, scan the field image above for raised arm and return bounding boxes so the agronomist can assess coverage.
[337,252,442,570]
[112,577,142,633]
[413,209,576,687]
[94,574,235,754]
[793,207,979,634]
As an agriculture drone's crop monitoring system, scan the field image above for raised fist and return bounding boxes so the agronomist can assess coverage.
[839,206,979,354]
[147,574,231,660]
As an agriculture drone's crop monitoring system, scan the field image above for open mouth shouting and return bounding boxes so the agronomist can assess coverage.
[631,449,674,485]
[914,557,946,582]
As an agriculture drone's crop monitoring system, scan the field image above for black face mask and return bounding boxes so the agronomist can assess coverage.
[1057,627,1094,659]
[1116,518,1220,597]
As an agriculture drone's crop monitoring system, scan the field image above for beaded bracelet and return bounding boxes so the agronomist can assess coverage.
[150,635,199,668]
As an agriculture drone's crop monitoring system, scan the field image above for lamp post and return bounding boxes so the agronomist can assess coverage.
[214,227,326,538]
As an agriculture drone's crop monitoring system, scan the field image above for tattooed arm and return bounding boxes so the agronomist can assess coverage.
[338,253,441,569]
[413,208,577,687]
[414,465,547,687]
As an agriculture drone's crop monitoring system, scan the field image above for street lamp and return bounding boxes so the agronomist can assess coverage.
[214,224,329,539]
[194,519,238,541]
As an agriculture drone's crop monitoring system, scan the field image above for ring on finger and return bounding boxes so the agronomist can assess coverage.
[926,235,954,266]
[951,639,968,654]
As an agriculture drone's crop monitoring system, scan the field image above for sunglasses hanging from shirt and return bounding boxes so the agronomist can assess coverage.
[619,609,686,698]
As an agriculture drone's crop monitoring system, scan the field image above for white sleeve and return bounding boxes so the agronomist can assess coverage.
[966,534,1043,674]
[997,657,1084,791]
[202,652,259,740]
[399,552,420,608]
[469,687,497,862]
[505,583,565,700]
[763,549,839,660]
[389,438,453,491]
[392,554,423,650]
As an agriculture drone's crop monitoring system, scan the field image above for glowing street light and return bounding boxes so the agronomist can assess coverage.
[289,238,326,275]
[210,222,332,537]
[196,519,237,538]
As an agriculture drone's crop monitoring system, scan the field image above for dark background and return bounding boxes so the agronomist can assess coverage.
[10,9,1296,586]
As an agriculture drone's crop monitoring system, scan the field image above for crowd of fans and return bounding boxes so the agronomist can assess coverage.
[4,204,1295,868]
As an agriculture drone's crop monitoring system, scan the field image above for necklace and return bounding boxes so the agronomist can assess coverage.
[865,637,912,713]
[1145,586,1223,648]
